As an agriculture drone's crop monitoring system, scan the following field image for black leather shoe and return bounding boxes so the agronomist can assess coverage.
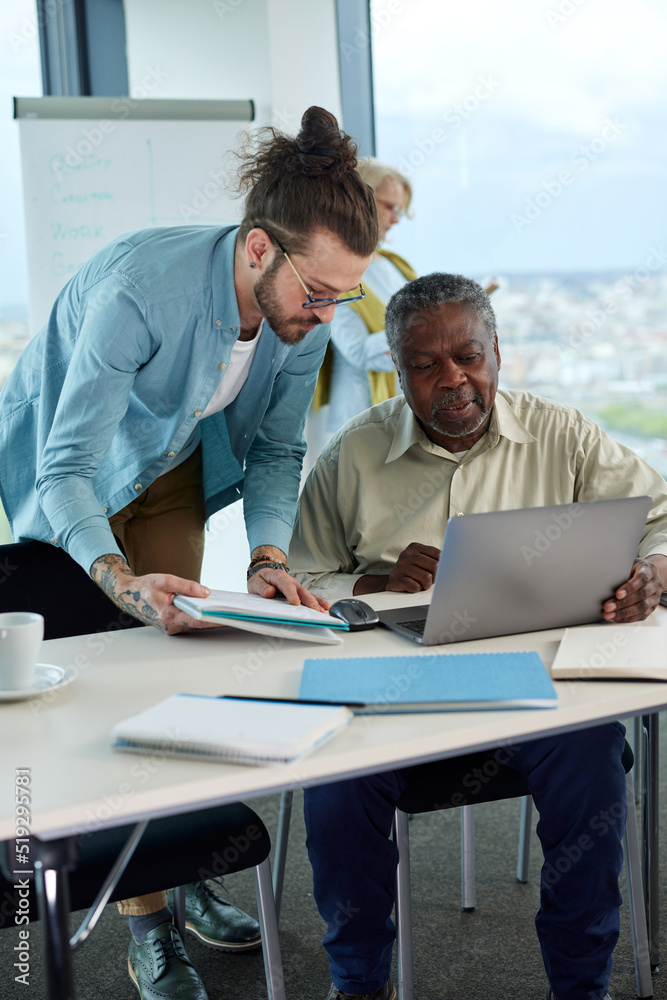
[128,923,208,999]
[326,980,396,1000]
[169,880,261,951]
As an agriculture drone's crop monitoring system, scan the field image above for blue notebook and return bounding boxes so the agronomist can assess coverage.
[299,652,557,712]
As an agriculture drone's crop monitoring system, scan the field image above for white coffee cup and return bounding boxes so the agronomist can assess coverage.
[0,612,44,691]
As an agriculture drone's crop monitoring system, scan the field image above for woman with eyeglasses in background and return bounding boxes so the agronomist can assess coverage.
[312,158,417,433]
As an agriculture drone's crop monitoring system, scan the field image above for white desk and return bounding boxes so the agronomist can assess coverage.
[1,595,665,999]
[1,595,666,842]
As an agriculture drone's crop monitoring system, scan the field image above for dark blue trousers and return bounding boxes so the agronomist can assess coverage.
[304,723,626,1000]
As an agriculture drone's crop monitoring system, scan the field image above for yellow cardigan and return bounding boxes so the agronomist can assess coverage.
[312,250,418,411]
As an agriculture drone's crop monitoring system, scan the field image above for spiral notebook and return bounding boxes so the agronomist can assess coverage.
[111,694,352,765]
[299,651,557,712]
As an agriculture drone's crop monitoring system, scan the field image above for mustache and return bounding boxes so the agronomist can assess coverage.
[432,391,483,414]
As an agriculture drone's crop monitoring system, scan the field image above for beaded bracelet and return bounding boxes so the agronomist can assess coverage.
[247,552,283,569]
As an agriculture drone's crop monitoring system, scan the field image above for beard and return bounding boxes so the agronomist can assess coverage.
[253,259,323,345]
[422,389,490,439]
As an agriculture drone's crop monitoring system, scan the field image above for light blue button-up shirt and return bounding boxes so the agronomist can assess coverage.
[0,225,329,572]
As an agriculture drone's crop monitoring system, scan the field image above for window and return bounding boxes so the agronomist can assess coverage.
[1,1,42,378]
[0,1,42,541]
[371,0,667,474]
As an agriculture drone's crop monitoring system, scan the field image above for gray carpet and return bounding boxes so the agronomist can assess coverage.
[1,726,665,1000]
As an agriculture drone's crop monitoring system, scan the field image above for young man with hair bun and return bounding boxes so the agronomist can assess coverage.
[0,106,378,1000]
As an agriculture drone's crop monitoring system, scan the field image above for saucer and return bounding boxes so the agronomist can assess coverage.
[0,664,75,702]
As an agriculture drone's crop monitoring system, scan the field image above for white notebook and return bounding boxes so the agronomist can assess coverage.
[110,694,353,765]
[550,625,667,680]
[174,589,346,645]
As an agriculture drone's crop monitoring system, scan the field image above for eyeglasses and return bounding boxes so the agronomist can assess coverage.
[255,226,366,310]
[376,197,404,219]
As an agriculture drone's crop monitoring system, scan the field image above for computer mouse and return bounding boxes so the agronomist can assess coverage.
[329,599,380,631]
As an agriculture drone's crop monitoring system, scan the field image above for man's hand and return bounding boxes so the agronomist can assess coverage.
[90,553,219,635]
[248,565,330,611]
[247,545,329,610]
[386,542,441,593]
[602,555,667,623]
[353,542,441,595]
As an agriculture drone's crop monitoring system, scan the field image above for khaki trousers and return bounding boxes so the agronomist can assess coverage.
[109,446,205,580]
[111,447,206,916]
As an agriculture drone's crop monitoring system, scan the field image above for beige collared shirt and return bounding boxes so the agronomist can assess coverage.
[290,389,667,599]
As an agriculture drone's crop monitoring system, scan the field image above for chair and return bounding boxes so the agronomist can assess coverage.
[462,714,660,972]
[270,790,513,920]
[271,742,650,997]
[392,742,652,1000]
[0,539,284,1000]
[0,540,143,639]
[0,803,284,1000]
[459,797,533,911]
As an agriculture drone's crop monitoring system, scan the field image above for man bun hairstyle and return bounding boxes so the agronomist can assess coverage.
[385,273,497,355]
[236,106,378,257]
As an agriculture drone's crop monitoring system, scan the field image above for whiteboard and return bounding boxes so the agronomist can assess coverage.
[16,100,253,332]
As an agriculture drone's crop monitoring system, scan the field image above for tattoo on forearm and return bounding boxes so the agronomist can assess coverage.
[90,553,166,632]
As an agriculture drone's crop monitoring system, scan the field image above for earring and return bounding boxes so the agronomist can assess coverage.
[249,262,256,269]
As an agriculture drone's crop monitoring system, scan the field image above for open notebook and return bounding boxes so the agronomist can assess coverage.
[550,625,667,680]
[174,589,346,644]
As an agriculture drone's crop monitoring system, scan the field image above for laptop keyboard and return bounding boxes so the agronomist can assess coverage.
[397,618,427,635]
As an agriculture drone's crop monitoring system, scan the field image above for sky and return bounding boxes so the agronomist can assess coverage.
[371,0,667,276]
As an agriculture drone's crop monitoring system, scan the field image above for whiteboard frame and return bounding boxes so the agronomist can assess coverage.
[14,97,254,121]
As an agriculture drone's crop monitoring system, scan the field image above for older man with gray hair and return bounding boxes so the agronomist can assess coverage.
[290,273,667,1000]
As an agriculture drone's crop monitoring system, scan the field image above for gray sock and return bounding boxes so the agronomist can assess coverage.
[129,906,173,943]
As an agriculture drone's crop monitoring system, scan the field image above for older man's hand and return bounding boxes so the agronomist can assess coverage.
[602,555,667,623]
[385,542,441,593]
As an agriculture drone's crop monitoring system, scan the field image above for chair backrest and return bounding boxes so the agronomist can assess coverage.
[395,741,634,814]
[0,540,142,640]
[0,802,271,925]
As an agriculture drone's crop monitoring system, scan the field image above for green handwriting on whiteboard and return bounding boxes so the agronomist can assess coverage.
[51,223,105,240]
[52,252,89,277]
[54,192,114,205]
[48,154,112,179]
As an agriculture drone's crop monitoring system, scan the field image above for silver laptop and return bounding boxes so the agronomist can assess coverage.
[378,496,652,645]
